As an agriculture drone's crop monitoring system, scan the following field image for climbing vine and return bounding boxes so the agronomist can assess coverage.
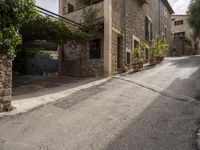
[82,7,103,36]
[0,0,88,60]
[20,15,88,43]
[0,0,36,60]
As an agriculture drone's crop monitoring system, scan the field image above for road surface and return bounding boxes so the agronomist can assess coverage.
[0,56,200,150]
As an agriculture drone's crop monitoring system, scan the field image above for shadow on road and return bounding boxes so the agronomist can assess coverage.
[12,75,102,100]
[169,56,200,69]
[104,57,200,150]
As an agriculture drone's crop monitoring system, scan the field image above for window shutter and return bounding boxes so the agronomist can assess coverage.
[150,22,153,41]
[145,16,149,41]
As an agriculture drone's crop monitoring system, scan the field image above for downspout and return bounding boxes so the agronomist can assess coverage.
[103,0,112,76]
[158,0,161,36]
[123,0,127,67]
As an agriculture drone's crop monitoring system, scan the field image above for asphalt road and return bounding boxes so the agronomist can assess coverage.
[0,56,200,150]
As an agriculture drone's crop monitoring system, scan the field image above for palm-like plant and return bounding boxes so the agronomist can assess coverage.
[151,39,168,58]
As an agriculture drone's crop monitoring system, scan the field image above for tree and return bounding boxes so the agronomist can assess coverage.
[0,0,37,60]
[188,0,200,38]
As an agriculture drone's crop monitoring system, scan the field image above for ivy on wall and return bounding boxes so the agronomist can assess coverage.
[0,0,36,60]
[20,15,88,44]
[0,0,88,60]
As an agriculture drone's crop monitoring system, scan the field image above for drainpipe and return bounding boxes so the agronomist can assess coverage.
[158,0,161,37]
[103,0,112,76]
[123,0,127,67]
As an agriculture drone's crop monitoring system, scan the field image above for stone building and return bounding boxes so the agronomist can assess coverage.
[171,15,200,56]
[59,0,174,77]
[0,56,12,112]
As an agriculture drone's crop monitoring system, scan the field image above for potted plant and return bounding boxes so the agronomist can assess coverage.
[132,47,144,72]
[157,39,168,63]
[150,39,168,65]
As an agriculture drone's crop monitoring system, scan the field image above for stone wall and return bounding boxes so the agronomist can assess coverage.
[171,15,193,39]
[111,0,148,75]
[60,59,104,77]
[0,55,12,112]
[172,39,194,56]
[111,0,173,75]
[159,0,172,44]
[111,31,123,75]
[58,0,173,77]
[59,39,104,77]
[61,1,104,24]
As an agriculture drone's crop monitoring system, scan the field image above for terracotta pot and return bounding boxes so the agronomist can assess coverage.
[149,58,156,66]
[132,62,143,72]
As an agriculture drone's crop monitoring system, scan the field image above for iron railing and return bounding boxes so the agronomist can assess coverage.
[36,5,87,31]
[63,0,103,14]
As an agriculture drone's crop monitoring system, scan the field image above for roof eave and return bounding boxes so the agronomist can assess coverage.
[162,0,174,14]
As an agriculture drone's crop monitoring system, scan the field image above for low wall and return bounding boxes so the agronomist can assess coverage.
[26,57,58,75]
[60,59,104,77]
[0,55,12,112]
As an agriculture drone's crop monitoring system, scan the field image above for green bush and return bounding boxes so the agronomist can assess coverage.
[132,42,147,63]
[0,0,36,60]
[151,39,168,59]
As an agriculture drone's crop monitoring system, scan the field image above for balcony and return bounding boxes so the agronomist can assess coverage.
[64,0,104,14]
[62,0,104,24]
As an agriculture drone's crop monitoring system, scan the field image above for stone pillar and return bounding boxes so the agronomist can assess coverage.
[59,0,64,15]
[0,55,12,112]
[104,0,112,76]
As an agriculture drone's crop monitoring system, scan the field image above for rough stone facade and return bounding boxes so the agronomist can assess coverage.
[60,0,104,23]
[59,0,174,77]
[171,15,193,40]
[59,34,104,77]
[111,0,173,75]
[0,55,12,112]
[171,15,200,56]
[172,39,194,56]
[111,0,147,74]
[60,59,104,77]
[111,31,123,74]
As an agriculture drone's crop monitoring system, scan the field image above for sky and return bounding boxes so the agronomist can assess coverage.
[35,0,190,15]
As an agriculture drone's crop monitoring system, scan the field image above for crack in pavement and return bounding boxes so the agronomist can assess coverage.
[113,76,197,103]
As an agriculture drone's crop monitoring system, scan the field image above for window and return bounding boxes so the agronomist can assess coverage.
[68,3,74,13]
[134,40,139,49]
[126,51,131,65]
[164,27,167,38]
[174,32,185,37]
[90,39,101,59]
[145,16,153,42]
[117,36,123,68]
[175,20,183,26]
[164,7,168,18]
[156,35,159,43]
[145,48,149,61]
[132,35,140,61]
[132,35,140,50]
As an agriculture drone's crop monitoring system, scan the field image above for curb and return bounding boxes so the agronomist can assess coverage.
[0,57,171,118]
[113,76,195,102]
[0,77,111,118]
[197,125,200,150]
[119,58,168,77]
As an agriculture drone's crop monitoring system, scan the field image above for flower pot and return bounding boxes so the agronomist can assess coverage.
[149,58,156,66]
[132,62,143,72]
[132,63,140,72]
[155,57,160,64]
